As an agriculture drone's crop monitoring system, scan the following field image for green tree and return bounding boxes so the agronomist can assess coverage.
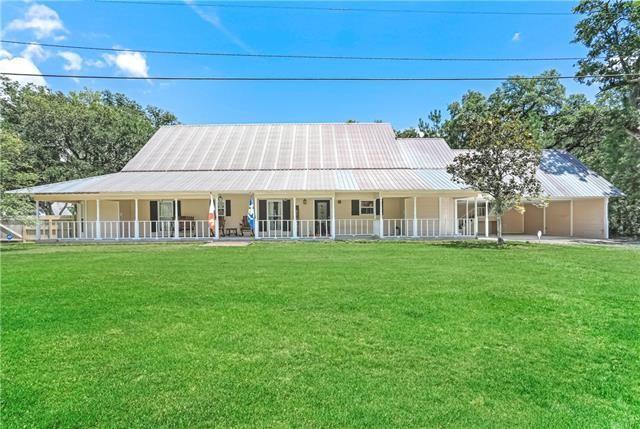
[0,129,38,219]
[446,109,544,245]
[0,78,178,214]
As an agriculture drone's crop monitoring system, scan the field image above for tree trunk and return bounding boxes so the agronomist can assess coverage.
[496,214,505,245]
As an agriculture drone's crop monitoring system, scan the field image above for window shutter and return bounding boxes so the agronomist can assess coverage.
[351,200,359,216]
[225,200,231,216]
[282,200,291,231]
[150,201,158,232]
[258,199,267,231]
[177,200,182,218]
[375,199,380,215]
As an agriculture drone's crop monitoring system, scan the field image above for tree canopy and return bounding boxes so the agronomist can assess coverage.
[0,78,178,215]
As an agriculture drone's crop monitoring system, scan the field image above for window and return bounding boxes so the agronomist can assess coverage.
[217,197,225,217]
[360,200,374,215]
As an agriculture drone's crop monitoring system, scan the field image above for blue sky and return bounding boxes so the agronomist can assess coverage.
[1,1,595,129]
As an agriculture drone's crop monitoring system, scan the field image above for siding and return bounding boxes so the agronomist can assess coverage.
[573,198,606,238]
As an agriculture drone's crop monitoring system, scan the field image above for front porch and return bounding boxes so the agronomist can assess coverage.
[31,192,485,242]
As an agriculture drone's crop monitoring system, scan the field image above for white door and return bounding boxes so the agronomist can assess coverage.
[267,200,282,232]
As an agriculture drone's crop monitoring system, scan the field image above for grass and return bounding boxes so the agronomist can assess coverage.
[1,241,639,428]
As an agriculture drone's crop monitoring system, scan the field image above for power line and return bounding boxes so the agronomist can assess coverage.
[3,72,636,82]
[96,0,574,16]
[0,40,590,63]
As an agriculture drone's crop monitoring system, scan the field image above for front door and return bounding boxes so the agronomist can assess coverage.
[267,200,283,232]
[314,200,330,237]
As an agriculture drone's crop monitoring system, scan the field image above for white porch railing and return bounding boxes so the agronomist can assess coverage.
[258,220,293,239]
[31,217,477,241]
[382,218,440,238]
[336,219,374,236]
[457,219,475,236]
[415,218,440,237]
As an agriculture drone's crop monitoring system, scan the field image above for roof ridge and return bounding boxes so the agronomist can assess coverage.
[160,122,392,128]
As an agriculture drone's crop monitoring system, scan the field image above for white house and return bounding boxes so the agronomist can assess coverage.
[12,122,621,241]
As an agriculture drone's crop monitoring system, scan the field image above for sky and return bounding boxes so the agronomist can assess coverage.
[0,1,597,129]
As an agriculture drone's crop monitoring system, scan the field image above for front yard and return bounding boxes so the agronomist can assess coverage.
[1,241,638,427]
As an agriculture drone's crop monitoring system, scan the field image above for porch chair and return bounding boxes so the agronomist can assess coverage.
[239,216,253,237]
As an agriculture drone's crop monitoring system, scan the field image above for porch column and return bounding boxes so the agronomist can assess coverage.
[453,199,458,235]
[96,199,102,239]
[134,199,140,239]
[485,200,489,237]
[379,192,384,238]
[214,194,220,240]
[83,200,88,239]
[474,196,478,236]
[412,196,418,238]
[174,198,179,239]
[331,196,336,239]
[292,197,298,238]
[604,197,609,239]
[570,199,574,237]
[543,205,547,235]
[35,200,40,240]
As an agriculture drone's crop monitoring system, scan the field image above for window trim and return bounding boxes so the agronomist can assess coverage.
[359,200,375,215]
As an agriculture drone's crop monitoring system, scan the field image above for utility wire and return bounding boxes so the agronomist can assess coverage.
[3,72,636,82]
[96,0,574,16]
[0,40,591,62]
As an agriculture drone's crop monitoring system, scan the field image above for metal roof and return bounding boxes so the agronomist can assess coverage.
[10,122,621,198]
[123,123,407,171]
[536,150,623,198]
[14,169,467,194]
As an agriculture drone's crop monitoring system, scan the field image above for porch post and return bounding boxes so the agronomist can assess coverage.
[35,200,40,240]
[214,194,220,240]
[379,192,384,238]
[453,199,458,235]
[485,200,489,237]
[292,197,298,239]
[96,199,102,239]
[174,198,179,239]
[331,195,335,239]
[134,199,139,239]
[604,197,609,239]
[83,200,88,239]
[474,196,478,236]
[543,205,547,235]
[570,199,574,237]
[412,196,418,238]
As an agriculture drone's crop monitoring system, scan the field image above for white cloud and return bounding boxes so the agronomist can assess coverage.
[85,58,106,68]
[0,49,13,60]
[58,51,83,71]
[5,3,67,40]
[21,43,49,62]
[512,32,521,42]
[0,56,46,87]
[103,50,149,78]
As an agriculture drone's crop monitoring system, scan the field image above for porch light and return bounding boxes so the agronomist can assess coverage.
[303,199,307,205]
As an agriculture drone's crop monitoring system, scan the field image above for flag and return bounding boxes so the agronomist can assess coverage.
[208,195,216,234]
[248,197,255,230]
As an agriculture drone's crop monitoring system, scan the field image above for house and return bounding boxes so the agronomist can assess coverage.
[11,122,621,241]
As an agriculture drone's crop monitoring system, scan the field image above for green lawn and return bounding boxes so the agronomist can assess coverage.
[1,242,639,428]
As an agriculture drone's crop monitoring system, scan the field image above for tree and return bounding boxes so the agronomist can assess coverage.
[0,78,178,214]
[574,0,640,116]
[446,109,544,245]
[0,129,38,219]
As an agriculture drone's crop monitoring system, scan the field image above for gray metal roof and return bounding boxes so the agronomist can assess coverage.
[10,122,621,198]
[14,169,466,194]
[123,123,406,171]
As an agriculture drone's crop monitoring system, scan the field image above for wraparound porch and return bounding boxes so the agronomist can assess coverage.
[31,191,482,241]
